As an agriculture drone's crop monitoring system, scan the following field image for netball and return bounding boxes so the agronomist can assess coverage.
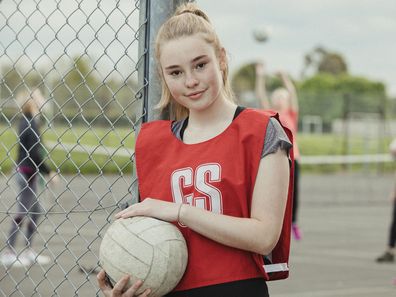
[253,26,270,42]
[99,216,188,297]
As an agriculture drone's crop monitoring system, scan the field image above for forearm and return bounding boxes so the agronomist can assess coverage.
[178,205,278,255]
[281,73,298,111]
[255,75,270,109]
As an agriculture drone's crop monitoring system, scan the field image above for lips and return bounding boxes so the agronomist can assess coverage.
[186,89,206,100]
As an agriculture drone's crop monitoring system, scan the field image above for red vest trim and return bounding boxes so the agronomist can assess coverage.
[135,108,294,290]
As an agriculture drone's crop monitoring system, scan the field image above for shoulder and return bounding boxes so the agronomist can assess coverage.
[140,120,171,133]
[239,108,279,127]
[137,120,172,146]
[243,108,277,118]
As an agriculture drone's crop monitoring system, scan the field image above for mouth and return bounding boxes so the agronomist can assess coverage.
[186,89,206,100]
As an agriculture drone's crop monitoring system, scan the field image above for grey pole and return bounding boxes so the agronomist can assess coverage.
[132,0,189,205]
[137,0,189,123]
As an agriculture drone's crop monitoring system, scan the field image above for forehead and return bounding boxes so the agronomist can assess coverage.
[159,34,217,67]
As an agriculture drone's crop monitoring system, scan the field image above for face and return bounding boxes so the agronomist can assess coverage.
[271,88,290,112]
[159,33,225,113]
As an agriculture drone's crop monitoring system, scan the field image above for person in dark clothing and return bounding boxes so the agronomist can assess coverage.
[0,89,57,267]
[376,190,396,263]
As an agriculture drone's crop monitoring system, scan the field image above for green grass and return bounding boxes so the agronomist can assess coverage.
[298,133,391,155]
[1,124,394,174]
[297,133,395,173]
[0,124,135,174]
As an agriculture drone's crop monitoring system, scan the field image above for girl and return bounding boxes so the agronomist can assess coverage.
[97,3,293,297]
[255,62,302,240]
[0,89,57,267]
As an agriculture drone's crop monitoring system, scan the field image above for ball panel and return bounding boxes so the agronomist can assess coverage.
[101,250,150,287]
[110,220,154,265]
[99,216,188,295]
[124,216,164,235]
[138,246,169,297]
[99,231,152,281]
[138,224,185,246]
[154,240,188,295]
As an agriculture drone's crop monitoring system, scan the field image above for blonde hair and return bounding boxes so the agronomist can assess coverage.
[155,3,234,120]
[271,87,289,101]
[17,89,44,115]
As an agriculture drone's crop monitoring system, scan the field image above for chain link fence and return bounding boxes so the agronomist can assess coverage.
[0,0,177,295]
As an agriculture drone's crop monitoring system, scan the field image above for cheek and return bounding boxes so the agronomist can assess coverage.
[206,65,223,89]
[164,78,180,97]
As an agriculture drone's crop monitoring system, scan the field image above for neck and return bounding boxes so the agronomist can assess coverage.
[188,96,237,129]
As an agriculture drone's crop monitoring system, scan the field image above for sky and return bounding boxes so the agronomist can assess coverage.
[1,0,395,97]
[198,0,396,97]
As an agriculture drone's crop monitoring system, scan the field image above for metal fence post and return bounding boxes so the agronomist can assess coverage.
[139,0,189,123]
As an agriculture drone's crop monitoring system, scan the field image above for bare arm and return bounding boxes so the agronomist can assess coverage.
[116,148,290,255]
[279,71,298,112]
[255,62,271,109]
[178,148,289,254]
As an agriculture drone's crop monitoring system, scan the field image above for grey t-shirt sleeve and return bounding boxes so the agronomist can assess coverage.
[171,119,184,140]
[262,117,293,158]
[171,117,292,159]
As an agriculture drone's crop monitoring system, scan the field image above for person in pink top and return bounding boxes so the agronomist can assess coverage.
[255,62,302,240]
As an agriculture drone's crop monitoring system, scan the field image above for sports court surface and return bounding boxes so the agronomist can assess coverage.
[1,173,395,296]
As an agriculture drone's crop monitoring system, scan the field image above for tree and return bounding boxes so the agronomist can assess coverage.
[1,65,44,100]
[301,46,348,78]
[51,55,101,118]
[231,62,283,107]
[298,73,387,128]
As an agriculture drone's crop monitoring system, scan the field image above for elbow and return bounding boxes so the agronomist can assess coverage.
[258,239,278,256]
[261,243,278,256]
[256,228,282,255]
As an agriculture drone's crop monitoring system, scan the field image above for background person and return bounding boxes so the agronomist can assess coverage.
[0,89,57,267]
[255,61,302,240]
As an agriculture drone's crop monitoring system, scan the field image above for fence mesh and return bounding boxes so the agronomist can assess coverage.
[0,0,146,295]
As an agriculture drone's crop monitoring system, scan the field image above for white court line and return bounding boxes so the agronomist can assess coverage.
[46,141,133,158]
[301,154,393,164]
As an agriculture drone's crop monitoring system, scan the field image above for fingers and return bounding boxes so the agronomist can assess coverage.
[115,204,135,219]
[115,208,134,219]
[124,279,150,296]
[98,270,149,297]
[112,274,131,295]
[97,269,112,293]
[138,288,151,297]
[115,200,149,219]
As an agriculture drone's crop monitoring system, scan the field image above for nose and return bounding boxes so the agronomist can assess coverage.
[185,72,199,88]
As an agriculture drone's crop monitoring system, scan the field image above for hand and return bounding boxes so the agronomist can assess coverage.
[274,70,281,76]
[115,198,182,222]
[275,70,288,78]
[97,270,151,297]
[255,61,266,76]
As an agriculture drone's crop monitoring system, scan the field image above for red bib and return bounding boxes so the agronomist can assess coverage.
[135,108,294,291]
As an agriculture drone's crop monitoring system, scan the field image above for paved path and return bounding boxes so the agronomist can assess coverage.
[270,173,396,297]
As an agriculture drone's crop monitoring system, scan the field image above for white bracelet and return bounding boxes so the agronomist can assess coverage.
[177,203,184,223]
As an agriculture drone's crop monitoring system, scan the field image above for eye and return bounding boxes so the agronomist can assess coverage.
[195,62,206,70]
[170,70,182,77]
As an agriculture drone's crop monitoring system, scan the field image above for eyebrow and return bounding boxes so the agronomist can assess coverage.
[164,55,208,71]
